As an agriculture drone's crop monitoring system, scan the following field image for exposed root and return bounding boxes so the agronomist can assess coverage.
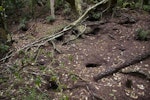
[93,51,150,81]
[120,68,150,81]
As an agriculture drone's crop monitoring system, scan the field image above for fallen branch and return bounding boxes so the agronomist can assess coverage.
[93,51,150,81]
[0,0,109,62]
[0,26,72,62]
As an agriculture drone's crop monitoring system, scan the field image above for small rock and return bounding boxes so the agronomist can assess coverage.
[137,84,145,90]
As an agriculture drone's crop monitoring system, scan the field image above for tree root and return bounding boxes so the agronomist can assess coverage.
[93,51,150,82]
[120,68,150,81]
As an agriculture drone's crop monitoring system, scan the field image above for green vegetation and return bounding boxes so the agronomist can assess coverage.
[116,0,150,11]
[0,43,9,56]
[136,29,150,41]
[22,88,49,100]
[46,15,55,23]
[18,17,28,31]
[0,0,149,30]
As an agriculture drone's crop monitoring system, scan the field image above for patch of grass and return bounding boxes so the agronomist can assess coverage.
[39,65,46,70]
[68,54,74,62]
[135,29,150,41]
[0,43,9,53]
[70,74,78,82]
[46,51,52,57]
[18,17,28,31]
[46,16,55,23]
[35,76,42,87]
[22,88,49,100]
[143,5,150,12]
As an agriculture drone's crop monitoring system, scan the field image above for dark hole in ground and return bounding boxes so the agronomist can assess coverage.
[86,63,100,68]
[125,79,132,88]
[55,35,64,41]
[47,81,58,90]
[118,47,126,51]
[90,28,100,35]
[21,27,28,31]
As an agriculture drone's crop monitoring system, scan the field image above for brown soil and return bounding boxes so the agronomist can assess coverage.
[0,10,150,100]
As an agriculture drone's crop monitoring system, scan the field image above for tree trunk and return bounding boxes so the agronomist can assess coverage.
[0,28,8,58]
[50,0,55,19]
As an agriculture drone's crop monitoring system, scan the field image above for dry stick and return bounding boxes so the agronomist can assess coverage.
[51,40,61,53]
[93,51,150,82]
[0,0,109,62]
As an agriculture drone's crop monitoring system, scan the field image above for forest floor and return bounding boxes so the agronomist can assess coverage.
[0,9,150,100]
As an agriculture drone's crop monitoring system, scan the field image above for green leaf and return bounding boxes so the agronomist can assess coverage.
[0,6,4,11]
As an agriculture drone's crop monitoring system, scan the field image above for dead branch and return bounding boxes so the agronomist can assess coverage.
[0,26,72,62]
[93,51,150,82]
[0,0,109,62]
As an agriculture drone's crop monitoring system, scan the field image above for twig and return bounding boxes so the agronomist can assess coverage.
[51,40,61,53]
[34,46,42,62]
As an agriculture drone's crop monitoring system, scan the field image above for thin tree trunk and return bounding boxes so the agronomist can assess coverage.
[50,0,55,19]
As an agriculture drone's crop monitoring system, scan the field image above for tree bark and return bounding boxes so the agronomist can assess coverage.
[50,0,55,19]
[93,51,150,82]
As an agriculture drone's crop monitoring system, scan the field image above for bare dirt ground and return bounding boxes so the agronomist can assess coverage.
[0,9,150,100]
